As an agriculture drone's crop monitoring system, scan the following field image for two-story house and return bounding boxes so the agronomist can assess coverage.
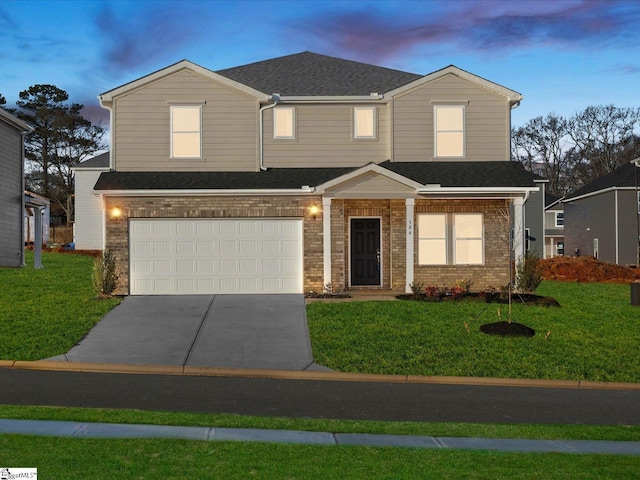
[563,160,639,265]
[0,108,33,267]
[77,52,537,295]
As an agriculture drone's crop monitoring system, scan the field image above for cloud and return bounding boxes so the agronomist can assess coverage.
[94,3,211,75]
[293,0,639,64]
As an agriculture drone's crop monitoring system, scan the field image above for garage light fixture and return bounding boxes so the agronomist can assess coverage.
[111,207,123,220]
[309,204,320,220]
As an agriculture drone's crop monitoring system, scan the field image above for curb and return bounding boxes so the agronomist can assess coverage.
[2,360,640,391]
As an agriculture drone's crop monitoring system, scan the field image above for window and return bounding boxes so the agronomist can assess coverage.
[418,214,447,265]
[171,105,201,158]
[556,241,564,256]
[354,107,376,139]
[274,107,295,139]
[555,212,564,227]
[454,214,483,264]
[525,227,531,252]
[434,105,465,157]
[418,213,483,265]
[593,238,599,259]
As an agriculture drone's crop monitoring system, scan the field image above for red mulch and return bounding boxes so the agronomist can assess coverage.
[539,256,640,284]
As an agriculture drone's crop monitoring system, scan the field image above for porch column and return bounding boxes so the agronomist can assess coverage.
[513,197,525,266]
[405,198,415,293]
[322,197,332,287]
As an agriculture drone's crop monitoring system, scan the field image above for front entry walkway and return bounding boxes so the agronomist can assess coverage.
[47,295,321,371]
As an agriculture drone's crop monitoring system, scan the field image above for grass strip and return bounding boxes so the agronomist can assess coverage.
[2,405,639,441]
[1,435,639,479]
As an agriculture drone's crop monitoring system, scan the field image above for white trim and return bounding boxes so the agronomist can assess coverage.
[99,60,269,104]
[417,186,539,196]
[277,94,384,103]
[353,106,377,140]
[323,197,332,287]
[386,65,523,104]
[434,105,465,158]
[513,197,525,265]
[563,186,637,203]
[405,198,414,294]
[348,216,383,288]
[96,188,315,196]
[316,163,424,193]
[0,108,33,133]
[273,107,296,139]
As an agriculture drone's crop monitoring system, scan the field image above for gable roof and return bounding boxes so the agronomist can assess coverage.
[94,161,537,194]
[216,51,422,97]
[73,151,110,170]
[99,60,269,104]
[564,162,639,201]
[0,108,33,133]
[386,65,523,105]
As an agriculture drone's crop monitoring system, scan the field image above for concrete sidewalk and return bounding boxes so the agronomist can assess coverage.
[48,294,322,370]
[1,418,639,455]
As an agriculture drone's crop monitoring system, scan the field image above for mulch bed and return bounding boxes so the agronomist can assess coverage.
[479,321,536,337]
[396,292,559,307]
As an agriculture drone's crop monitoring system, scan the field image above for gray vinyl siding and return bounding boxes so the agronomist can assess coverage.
[524,187,544,257]
[262,104,388,168]
[564,191,616,262]
[545,210,564,236]
[0,120,24,266]
[392,74,510,162]
[113,69,259,172]
[617,190,638,266]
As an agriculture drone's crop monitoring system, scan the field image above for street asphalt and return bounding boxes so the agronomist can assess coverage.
[3,293,640,454]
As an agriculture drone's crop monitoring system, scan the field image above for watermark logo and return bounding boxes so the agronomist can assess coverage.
[0,468,37,479]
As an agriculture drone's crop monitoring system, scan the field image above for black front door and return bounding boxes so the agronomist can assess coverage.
[350,218,381,286]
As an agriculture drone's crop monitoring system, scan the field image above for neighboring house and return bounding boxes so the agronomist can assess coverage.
[522,173,548,259]
[544,193,564,258]
[73,152,110,250]
[82,52,538,295]
[24,190,50,244]
[563,160,639,266]
[0,108,33,267]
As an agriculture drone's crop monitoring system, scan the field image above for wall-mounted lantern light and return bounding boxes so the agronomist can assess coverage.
[309,204,320,220]
[111,207,123,220]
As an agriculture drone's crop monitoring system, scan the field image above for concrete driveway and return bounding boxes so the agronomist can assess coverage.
[48,294,324,371]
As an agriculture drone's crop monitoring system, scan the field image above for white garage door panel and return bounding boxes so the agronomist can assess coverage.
[129,219,303,295]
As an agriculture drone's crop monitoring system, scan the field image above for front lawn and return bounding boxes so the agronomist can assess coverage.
[0,251,121,360]
[307,282,640,382]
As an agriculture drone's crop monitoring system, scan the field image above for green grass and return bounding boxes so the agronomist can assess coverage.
[2,435,639,480]
[2,405,640,441]
[307,282,640,382]
[0,251,121,360]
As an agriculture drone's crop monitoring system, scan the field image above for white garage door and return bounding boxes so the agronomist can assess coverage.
[129,219,303,295]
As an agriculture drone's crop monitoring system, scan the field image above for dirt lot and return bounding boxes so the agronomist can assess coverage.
[540,256,640,284]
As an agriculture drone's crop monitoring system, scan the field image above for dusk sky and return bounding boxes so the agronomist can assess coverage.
[1,0,639,131]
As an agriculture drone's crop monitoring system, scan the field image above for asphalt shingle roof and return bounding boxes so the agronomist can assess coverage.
[75,152,110,169]
[565,162,639,200]
[94,161,536,191]
[216,51,422,96]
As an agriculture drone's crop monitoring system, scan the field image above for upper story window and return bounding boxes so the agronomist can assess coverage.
[434,105,465,158]
[354,107,376,139]
[274,107,295,139]
[171,105,202,158]
[555,212,564,227]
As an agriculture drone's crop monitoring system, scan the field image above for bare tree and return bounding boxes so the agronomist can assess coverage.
[511,114,572,196]
[568,105,640,185]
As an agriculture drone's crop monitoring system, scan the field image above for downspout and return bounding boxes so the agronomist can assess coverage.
[20,131,27,267]
[259,94,279,171]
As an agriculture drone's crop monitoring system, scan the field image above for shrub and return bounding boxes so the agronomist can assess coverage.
[92,249,119,298]
[515,251,543,293]
[409,282,424,296]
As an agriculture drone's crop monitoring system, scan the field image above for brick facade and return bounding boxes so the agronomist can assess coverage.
[104,195,510,295]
